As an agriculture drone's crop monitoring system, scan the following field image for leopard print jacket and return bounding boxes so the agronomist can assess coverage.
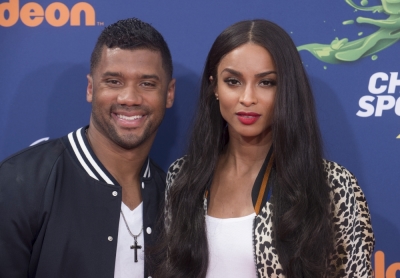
[165,158,374,278]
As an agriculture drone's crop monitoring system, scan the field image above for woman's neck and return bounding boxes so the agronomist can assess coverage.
[222,133,272,168]
[209,137,272,218]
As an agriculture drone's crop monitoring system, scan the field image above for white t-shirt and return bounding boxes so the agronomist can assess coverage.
[206,213,258,278]
[114,202,144,278]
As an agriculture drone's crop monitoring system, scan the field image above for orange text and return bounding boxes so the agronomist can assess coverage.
[0,0,95,27]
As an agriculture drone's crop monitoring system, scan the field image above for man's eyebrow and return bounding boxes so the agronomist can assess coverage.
[101,72,161,81]
[141,74,160,81]
[102,71,123,78]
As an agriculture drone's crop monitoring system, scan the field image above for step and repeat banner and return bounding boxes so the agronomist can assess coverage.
[1,0,399,276]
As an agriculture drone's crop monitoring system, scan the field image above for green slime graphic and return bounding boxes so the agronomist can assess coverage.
[343,20,355,25]
[297,0,400,63]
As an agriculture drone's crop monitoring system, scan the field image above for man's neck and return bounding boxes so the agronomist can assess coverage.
[86,125,153,210]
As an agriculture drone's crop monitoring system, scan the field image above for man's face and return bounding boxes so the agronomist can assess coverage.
[87,47,175,150]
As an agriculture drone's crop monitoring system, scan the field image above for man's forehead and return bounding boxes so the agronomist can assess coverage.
[101,46,161,59]
[92,46,167,80]
[97,47,163,69]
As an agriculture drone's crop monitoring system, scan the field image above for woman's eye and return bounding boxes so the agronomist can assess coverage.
[225,78,240,85]
[260,80,276,87]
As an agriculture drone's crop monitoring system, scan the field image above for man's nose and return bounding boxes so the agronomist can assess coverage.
[117,86,143,106]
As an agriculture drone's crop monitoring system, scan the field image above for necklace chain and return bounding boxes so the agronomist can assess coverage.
[86,128,143,247]
[86,128,143,242]
[120,209,143,240]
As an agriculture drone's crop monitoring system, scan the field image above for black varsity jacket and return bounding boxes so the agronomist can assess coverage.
[0,127,166,278]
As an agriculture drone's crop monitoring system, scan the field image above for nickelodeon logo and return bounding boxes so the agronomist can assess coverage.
[375,251,400,278]
[0,0,95,27]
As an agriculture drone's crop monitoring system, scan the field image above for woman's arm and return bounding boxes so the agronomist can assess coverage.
[324,160,375,278]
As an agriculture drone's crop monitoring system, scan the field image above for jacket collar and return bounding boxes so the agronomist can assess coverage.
[65,126,150,186]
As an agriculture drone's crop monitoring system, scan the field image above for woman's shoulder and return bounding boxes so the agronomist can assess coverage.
[167,156,186,174]
[322,159,355,183]
[322,159,371,231]
[166,156,186,187]
[322,159,368,203]
[322,159,360,194]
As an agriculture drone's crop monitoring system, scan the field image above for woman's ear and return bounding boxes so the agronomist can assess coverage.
[209,76,219,100]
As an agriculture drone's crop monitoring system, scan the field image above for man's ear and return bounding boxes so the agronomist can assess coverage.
[166,78,176,108]
[87,74,93,103]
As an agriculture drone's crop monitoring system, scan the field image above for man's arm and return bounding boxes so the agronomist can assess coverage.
[0,159,36,277]
[0,141,64,278]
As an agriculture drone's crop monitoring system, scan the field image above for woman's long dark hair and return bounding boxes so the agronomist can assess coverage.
[157,20,334,277]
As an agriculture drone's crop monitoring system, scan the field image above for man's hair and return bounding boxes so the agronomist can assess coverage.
[90,18,173,79]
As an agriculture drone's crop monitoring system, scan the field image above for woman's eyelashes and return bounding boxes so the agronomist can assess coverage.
[224,77,241,86]
[223,77,277,87]
[259,79,277,87]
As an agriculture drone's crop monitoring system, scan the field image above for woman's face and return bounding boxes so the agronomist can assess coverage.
[214,43,276,142]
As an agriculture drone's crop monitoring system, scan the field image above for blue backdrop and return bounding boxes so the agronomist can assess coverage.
[1,0,399,276]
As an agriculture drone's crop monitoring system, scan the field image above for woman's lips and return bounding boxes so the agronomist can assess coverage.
[236,112,261,125]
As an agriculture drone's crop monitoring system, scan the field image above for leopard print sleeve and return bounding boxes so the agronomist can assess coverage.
[164,157,186,231]
[324,160,375,278]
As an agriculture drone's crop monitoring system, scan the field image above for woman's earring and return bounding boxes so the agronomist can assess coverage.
[215,95,219,100]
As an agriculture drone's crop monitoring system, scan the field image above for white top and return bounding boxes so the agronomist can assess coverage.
[206,213,258,278]
[114,202,144,278]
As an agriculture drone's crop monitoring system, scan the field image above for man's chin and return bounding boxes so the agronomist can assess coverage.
[111,132,149,150]
[106,122,155,150]
[113,137,141,150]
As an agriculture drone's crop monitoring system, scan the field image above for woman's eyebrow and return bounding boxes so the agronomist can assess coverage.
[255,71,277,78]
[220,68,242,77]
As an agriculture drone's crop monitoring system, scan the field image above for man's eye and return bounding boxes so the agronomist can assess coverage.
[142,82,156,87]
[106,79,120,85]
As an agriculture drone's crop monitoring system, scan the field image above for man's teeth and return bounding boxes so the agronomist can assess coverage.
[117,114,143,120]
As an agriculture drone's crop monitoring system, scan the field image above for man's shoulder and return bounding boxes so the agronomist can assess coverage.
[148,158,166,185]
[149,158,166,174]
[0,138,67,197]
[0,138,66,169]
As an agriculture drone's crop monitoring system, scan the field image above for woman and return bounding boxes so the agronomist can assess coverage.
[158,20,374,277]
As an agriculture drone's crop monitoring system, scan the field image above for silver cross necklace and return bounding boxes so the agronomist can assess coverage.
[120,210,143,263]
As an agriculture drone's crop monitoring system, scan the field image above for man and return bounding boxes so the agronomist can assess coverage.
[0,18,175,278]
